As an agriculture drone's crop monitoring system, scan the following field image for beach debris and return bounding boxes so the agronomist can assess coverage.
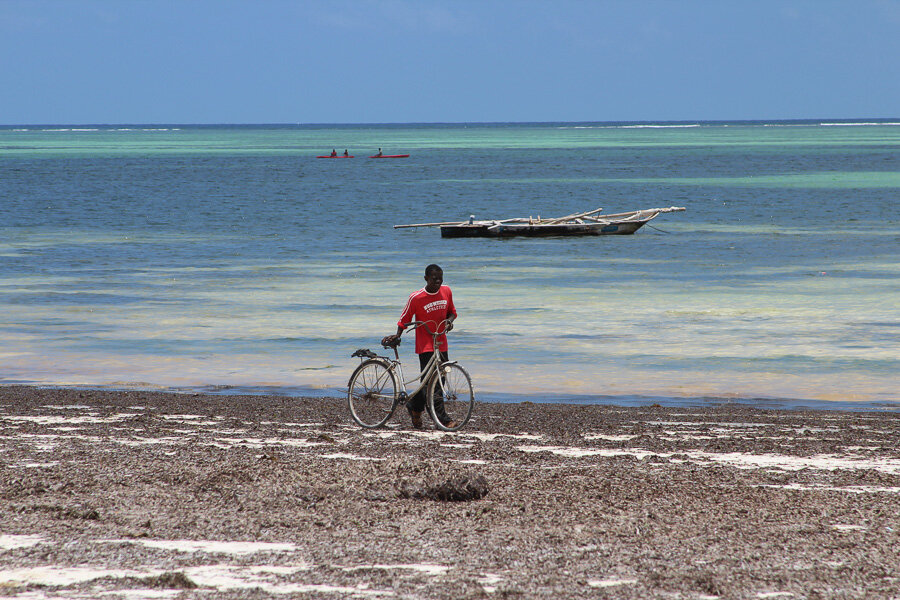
[398,473,490,502]
[138,571,198,589]
[25,504,100,521]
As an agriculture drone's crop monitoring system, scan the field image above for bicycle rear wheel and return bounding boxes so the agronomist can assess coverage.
[348,359,399,428]
[427,363,474,432]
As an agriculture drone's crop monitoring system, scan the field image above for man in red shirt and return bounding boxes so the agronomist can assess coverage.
[382,264,457,429]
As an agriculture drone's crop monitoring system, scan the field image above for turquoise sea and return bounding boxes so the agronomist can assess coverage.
[1,121,898,409]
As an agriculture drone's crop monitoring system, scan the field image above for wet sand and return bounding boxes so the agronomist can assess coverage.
[1,385,899,599]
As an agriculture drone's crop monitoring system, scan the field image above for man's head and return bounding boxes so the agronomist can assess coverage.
[424,264,443,293]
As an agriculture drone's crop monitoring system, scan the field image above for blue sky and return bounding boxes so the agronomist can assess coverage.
[2,0,898,124]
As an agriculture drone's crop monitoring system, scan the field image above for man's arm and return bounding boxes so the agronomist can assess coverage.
[445,288,457,331]
[384,293,417,346]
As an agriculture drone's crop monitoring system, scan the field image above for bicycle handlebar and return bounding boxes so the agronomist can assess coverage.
[380,319,454,349]
[402,319,454,336]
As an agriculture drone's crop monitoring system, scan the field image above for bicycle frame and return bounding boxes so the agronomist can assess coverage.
[383,322,449,403]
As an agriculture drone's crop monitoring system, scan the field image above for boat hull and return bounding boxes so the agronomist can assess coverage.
[440,220,649,238]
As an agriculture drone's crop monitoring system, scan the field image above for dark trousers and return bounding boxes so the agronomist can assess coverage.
[408,350,449,422]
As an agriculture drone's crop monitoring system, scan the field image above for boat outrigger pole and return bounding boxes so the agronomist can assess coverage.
[393,206,685,231]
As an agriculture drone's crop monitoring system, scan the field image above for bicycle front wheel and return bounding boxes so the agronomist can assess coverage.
[427,363,474,432]
[348,359,399,428]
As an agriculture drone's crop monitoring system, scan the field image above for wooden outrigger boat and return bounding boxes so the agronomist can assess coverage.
[394,206,686,238]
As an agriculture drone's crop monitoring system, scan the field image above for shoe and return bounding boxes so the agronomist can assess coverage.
[407,406,423,429]
[443,421,459,430]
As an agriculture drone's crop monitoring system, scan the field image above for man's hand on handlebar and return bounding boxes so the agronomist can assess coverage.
[381,334,401,348]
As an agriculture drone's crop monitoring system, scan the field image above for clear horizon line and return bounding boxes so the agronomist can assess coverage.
[3,117,900,128]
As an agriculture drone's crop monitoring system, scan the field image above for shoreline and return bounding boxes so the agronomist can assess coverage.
[2,385,899,598]
[3,382,897,413]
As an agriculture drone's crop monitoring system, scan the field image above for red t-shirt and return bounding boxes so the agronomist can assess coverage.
[398,285,457,354]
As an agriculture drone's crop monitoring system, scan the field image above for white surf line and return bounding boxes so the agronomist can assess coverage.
[517,445,660,460]
[1,414,139,425]
[0,433,180,450]
[587,578,638,588]
[157,414,211,420]
[515,445,900,474]
[464,432,545,442]
[319,453,386,461]
[179,565,388,597]
[1,433,350,454]
[97,539,300,555]
[99,589,181,599]
[341,563,450,576]
[757,483,900,494]
[647,421,778,428]
[359,430,545,443]
[157,415,219,426]
[0,534,45,550]
[360,430,450,441]
[8,412,325,434]
[647,421,849,436]
[203,426,339,438]
[261,421,327,428]
[690,450,900,474]
[110,437,184,447]
[384,430,454,441]
[0,433,60,451]
[831,524,866,531]
[0,566,154,587]
[203,437,332,449]
[206,428,252,435]
[361,431,409,440]
[478,572,504,593]
[0,565,390,597]
[658,431,853,443]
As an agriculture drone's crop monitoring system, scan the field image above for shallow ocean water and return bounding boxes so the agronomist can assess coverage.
[1,121,898,407]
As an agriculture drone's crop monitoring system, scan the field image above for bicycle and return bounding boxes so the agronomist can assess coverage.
[347,320,474,432]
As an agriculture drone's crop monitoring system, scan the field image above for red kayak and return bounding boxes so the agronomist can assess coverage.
[370,154,409,159]
[317,155,354,158]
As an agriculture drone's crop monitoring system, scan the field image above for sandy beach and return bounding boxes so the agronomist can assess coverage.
[1,385,899,599]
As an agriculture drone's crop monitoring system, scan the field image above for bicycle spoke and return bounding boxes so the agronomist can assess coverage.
[428,363,474,431]
[348,360,398,428]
